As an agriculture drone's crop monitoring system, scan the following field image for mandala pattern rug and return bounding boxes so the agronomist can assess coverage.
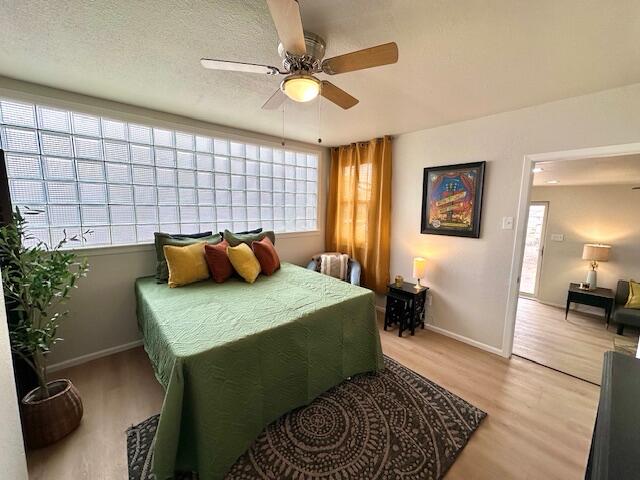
[127,356,486,480]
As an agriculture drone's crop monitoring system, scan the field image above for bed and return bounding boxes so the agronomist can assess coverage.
[135,262,383,480]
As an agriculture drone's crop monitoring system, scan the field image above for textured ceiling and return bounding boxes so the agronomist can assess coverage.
[2,0,640,146]
[533,154,640,187]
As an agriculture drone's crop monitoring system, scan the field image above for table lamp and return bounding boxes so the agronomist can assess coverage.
[582,244,611,290]
[412,257,426,289]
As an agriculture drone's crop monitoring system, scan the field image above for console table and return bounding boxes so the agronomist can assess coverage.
[565,283,615,324]
[384,281,428,337]
[586,352,640,479]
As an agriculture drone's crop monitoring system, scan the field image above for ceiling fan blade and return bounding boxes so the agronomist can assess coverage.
[321,81,359,109]
[322,42,398,75]
[266,0,306,56]
[262,89,287,110]
[200,58,282,75]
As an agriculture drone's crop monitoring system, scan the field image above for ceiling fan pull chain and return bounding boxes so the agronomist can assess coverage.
[281,102,286,147]
[317,95,322,144]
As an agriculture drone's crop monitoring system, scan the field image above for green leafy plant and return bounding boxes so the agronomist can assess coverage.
[0,208,89,399]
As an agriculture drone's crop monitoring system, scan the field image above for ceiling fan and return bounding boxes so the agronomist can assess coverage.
[200,0,398,110]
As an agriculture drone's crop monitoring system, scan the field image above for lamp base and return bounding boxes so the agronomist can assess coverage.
[586,269,597,290]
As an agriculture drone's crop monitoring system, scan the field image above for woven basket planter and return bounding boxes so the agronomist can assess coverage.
[21,379,83,449]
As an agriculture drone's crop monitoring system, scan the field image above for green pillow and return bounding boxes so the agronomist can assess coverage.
[223,229,275,248]
[154,232,222,282]
[218,227,262,239]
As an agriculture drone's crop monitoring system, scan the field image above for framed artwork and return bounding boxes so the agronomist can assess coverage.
[420,161,486,238]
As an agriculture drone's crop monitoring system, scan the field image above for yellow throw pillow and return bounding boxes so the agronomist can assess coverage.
[625,280,640,309]
[227,243,261,284]
[163,242,209,288]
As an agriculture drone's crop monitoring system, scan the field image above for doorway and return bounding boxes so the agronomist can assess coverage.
[504,144,640,384]
[519,202,548,298]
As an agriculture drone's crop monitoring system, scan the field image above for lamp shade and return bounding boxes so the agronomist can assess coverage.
[412,257,427,280]
[582,244,611,262]
[282,75,320,102]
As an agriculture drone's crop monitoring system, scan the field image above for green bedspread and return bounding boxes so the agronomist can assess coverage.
[135,262,383,479]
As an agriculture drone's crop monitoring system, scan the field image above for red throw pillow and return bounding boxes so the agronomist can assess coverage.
[251,237,280,275]
[204,240,233,283]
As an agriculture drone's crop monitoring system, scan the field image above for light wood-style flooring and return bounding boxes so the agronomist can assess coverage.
[27,347,164,480]
[28,316,600,480]
[513,297,639,384]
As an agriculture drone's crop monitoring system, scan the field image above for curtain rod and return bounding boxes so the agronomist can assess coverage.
[331,135,394,149]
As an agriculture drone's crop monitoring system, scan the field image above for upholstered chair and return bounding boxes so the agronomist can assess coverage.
[613,280,640,335]
[306,252,361,286]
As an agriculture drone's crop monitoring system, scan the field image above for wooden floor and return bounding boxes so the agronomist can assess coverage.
[513,297,639,384]
[27,347,164,480]
[28,316,600,480]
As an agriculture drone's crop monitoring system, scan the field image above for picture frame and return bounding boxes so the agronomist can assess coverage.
[420,161,486,238]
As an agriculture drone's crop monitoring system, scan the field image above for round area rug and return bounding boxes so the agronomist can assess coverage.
[127,356,486,480]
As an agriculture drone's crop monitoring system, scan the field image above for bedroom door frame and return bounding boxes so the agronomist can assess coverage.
[501,141,640,358]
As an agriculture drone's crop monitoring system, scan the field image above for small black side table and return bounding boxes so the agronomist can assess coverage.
[566,283,615,325]
[384,281,428,337]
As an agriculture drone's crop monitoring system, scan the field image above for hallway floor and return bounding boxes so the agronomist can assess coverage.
[513,297,638,384]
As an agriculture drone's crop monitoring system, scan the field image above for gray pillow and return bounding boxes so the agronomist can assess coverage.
[154,232,222,282]
[223,229,275,248]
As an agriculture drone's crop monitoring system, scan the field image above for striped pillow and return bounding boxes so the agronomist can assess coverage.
[320,254,349,281]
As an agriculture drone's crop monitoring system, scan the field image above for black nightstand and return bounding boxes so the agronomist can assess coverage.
[566,283,615,325]
[384,281,428,337]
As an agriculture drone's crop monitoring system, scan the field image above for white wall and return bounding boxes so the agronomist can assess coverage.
[0,275,28,479]
[0,77,328,367]
[391,82,640,354]
[531,185,640,307]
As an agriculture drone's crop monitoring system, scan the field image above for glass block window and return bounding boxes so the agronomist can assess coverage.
[0,98,319,247]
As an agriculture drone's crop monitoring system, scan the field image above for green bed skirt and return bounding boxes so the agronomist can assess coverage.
[135,262,383,479]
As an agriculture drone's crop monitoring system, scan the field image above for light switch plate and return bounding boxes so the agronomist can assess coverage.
[551,233,564,241]
[502,216,514,229]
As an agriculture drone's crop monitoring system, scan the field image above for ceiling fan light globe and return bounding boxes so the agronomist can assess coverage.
[282,76,320,102]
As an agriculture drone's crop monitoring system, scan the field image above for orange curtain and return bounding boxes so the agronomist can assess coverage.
[325,136,392,293]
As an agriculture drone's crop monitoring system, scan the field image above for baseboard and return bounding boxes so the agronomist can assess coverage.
[533,299,565,309]
[375,306,504,357]
[48,339,143,373]
[521,296,606,317]
[423,324,505,357]
[50,303,505,371]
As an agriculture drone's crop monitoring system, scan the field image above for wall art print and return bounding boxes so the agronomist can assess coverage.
[420,161,486,238]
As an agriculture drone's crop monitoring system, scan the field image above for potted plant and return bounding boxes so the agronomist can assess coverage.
[0,208,89,448]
